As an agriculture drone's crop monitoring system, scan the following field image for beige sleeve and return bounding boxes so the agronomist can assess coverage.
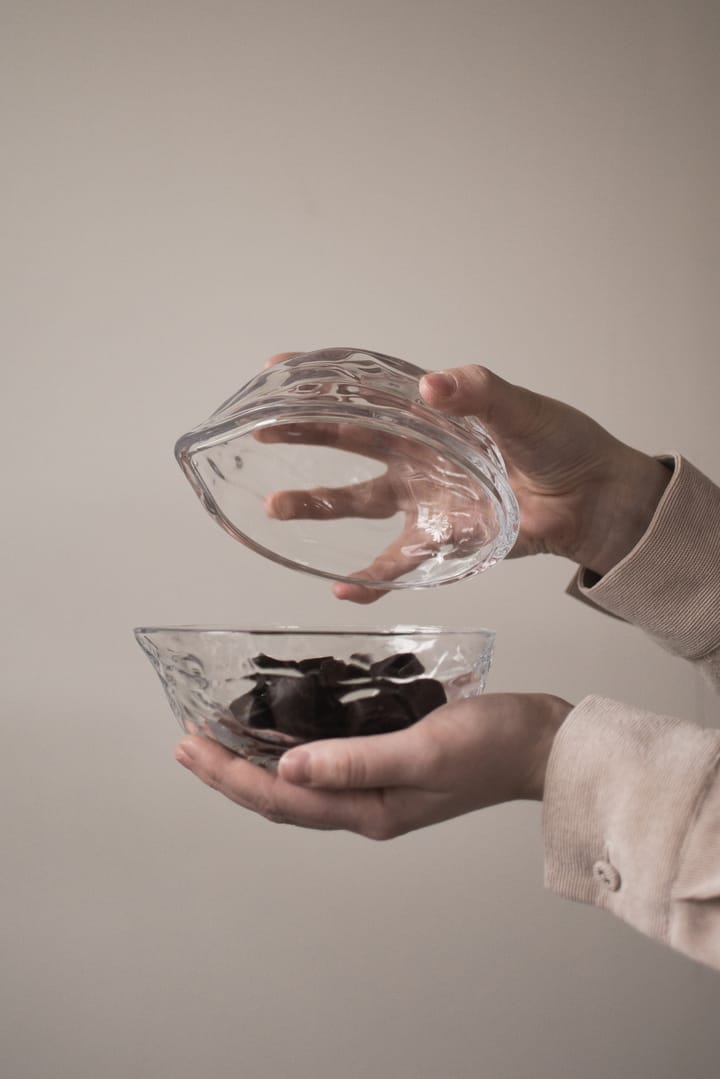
[565,454,720,687]
[544,697,720,970]
[544,455,720,968]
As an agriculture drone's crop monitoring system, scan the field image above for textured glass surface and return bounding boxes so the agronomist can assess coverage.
[135,626,495,769]
[175,349,519,589]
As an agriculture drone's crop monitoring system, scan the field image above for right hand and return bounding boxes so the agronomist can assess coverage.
[263,356,671,603]
[175,691,573,838]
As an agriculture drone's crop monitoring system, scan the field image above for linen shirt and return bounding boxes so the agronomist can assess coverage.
[543,455,720,970]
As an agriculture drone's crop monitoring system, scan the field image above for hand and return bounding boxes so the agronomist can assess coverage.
[258,352,507,602]
[262,355,671,602]
[174,693,572,840]
[419,365,671,575]
[260,415,498,602]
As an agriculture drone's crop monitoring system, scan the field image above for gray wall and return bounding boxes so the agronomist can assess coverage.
[2,2,719,1077]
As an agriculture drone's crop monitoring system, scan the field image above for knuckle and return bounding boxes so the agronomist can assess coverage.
[464,364,493,393]
[457,364,496,420]
[203,765,225,793]
[311,487,339,517]
[334,751,368,789]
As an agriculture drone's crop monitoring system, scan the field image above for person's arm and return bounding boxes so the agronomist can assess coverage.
[177,358,720,968]
[176,687,720,970]
[566,454,720,689]
[544,697,720,970]
[262,357,676,603]
[545,454,720,967]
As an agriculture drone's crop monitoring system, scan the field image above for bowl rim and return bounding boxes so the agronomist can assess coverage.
[133,624,496,638]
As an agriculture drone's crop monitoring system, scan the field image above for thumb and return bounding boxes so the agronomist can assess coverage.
[420,364,541,436]
[278,729,424,790]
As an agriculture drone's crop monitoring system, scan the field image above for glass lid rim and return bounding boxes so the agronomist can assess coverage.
[134,624,497,637]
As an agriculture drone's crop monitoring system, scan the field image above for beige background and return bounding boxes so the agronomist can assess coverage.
[2,2,719,1077]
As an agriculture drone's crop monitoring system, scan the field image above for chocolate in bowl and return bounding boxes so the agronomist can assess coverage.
[134,626,495,769]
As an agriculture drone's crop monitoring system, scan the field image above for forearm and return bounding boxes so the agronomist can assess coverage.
[543,696,720,970]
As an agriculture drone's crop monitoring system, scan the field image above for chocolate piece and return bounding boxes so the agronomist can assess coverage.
[254,652,300,671]
[344,691,414,736]
[402,678,447,720]
[317,657,355,686]
[227,689,275,729]
[369,652,425,680]
[269,674,352,739]
[297,656,369,684]
[297,655,334,674]
[227,650,447,747]
[265,674,323,738]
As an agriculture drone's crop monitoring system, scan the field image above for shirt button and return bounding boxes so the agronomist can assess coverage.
[593,860,621,892]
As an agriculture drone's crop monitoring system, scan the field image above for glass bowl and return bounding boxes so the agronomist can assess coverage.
[134,626,495,768]
[174,349,519,590]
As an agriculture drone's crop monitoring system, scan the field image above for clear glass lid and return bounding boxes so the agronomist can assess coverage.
[174,348,519,589]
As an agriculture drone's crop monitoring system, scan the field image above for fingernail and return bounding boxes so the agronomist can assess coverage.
[264,492,290,520]
[279,749,312,785]
[422,372,457,398]
[176,738,196,763]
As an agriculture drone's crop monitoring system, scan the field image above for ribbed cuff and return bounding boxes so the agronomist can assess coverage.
[567,456,720,659]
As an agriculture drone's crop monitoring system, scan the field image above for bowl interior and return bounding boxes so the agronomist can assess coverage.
[135,627,495,768]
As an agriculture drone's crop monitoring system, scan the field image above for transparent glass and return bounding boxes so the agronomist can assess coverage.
[174,349,519,589]
[135,626,495,769]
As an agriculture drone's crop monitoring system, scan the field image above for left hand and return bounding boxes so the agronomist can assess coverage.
[175,693,572,839]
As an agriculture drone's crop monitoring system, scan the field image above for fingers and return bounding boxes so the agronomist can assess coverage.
[340,524,434,594]
[420,365,540,437]
[328,519,439,602]
[265,477,395,522]
[263,474,407,604]
[331,580,389,604]
[278,724,431,790]
[254,420,396,466]
[263,352,305,369]
[175,735,385,833]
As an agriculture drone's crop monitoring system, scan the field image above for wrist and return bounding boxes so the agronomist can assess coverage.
[571,451,672,578]
[524,695,573,801]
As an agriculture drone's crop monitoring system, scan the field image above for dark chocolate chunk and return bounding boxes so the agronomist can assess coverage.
[369,652,425,680]
[402,678,447,720]
[343,661,373,679]
[264,674,322,738]
[225,689,274,730]
[317,657,355,686]
[297,655,334,674]
[344,690,414,736]
[254,653,301,673]
[227,650,447,747]
[337,677,400,702]
[301,656,373,685]
[265,674,350,740]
